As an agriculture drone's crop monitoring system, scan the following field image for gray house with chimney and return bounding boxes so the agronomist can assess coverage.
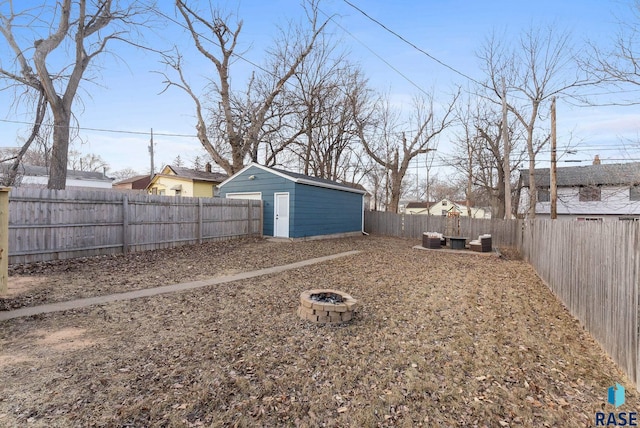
[518,161,640,221]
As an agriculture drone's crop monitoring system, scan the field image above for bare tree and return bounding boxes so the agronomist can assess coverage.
[161,0,328,176]
[449,95,525,218]
[67,149,109,172]
[354,92,458,213]
[586,1,640,92]
[111,167,139,181]
[0,0,153,189]
[478,26,589,217]
[0,91,48,186]
[280,27,369,181]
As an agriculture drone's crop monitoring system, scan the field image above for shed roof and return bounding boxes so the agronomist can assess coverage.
[219,163,367,195]
[520,162,640,187]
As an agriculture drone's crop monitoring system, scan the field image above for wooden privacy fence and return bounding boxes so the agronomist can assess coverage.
[7,187,262,264]
[520,220,640,387]
[364,210,521,248]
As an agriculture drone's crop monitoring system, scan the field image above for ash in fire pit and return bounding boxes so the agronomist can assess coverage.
[298,289,357,324]
[310,292,344,304]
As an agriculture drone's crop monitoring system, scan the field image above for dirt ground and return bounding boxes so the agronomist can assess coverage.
[0,235,636,427]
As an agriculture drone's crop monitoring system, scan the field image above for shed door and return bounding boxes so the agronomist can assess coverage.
[274,192,290,238]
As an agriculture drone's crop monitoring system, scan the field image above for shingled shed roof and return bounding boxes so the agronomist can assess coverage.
[218,163,367,195]
[520,162,640,187]
[269,166,367,194]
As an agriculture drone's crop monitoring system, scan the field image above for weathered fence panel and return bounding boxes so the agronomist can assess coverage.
[520,219,640,386]
[7,187,262,264]
[364,211,518,247]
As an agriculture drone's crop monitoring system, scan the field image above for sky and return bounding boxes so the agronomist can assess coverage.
[1,0,639,182]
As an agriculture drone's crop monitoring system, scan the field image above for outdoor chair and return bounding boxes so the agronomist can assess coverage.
[470,234,492,252]
[422,232,443,249]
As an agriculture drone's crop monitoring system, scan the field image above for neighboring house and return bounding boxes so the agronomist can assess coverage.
[112,175,151,191]
[217,163,367,239]
[405,201,432,215]
[0,163,113,189]
[404,199,490,219]
[518,161,640,221]
[146,164,228,197]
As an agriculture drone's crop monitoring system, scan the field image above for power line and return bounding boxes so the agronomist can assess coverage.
[342,0,483,86]
[318,8,431,97]
[0,118,197,138]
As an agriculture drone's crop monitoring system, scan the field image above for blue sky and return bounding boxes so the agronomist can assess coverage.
[0,0,638,178]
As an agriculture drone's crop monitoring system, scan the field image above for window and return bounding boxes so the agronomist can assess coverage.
[538,188,550,202]
[441,210,447,216]
[442,200,447,206]
[577,217,603,222]
[579,186,601,202]
[630,185,640,201]
[620,217,640,222]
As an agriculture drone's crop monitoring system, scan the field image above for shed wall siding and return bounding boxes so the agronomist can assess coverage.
[292,184,362,238]
[218,166,295,236]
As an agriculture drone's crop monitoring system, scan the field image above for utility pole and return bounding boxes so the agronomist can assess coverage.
[501,77,512,220]
[550,96,557,219]
[415,156,419,200]
[149,128,155,179]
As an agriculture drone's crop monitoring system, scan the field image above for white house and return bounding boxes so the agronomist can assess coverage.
[0,164,114,189]
[518,161,640,221]
[404,198,490,219]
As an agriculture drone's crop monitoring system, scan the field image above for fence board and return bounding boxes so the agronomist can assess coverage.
[520,220,640,386]
[364,211,517,247]
[7,188,263,264]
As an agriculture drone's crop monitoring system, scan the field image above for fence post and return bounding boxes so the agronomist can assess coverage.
[259,200,264,237]
[0,187,10,294]
[197,198,203,244]
[247,200,253,236]
[122,195,129,255]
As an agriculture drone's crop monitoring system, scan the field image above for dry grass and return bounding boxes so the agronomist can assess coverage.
[0,235,635,427]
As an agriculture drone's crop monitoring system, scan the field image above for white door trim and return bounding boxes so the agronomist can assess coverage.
[274,192,290,238]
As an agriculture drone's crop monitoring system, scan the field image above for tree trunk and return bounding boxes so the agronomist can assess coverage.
[527,156,537,218]
[388,170,402,213]
[47,108,71,190]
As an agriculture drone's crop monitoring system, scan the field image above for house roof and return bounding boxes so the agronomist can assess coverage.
[113,175,151,188]
[164,166,228,183]
[520,162,640,187]
[0,163,113,182]
[406,201,432,209]
[218,163,367,195]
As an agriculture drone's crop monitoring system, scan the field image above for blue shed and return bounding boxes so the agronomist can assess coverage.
[217,163,366,239]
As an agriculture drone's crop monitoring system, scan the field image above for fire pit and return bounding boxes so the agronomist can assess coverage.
[297,289,357,324]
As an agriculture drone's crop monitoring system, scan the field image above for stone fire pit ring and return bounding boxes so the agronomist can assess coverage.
[297,289,358,324]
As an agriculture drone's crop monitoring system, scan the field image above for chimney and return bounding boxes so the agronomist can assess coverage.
[593,155,601,165]
[205,162,212,173]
